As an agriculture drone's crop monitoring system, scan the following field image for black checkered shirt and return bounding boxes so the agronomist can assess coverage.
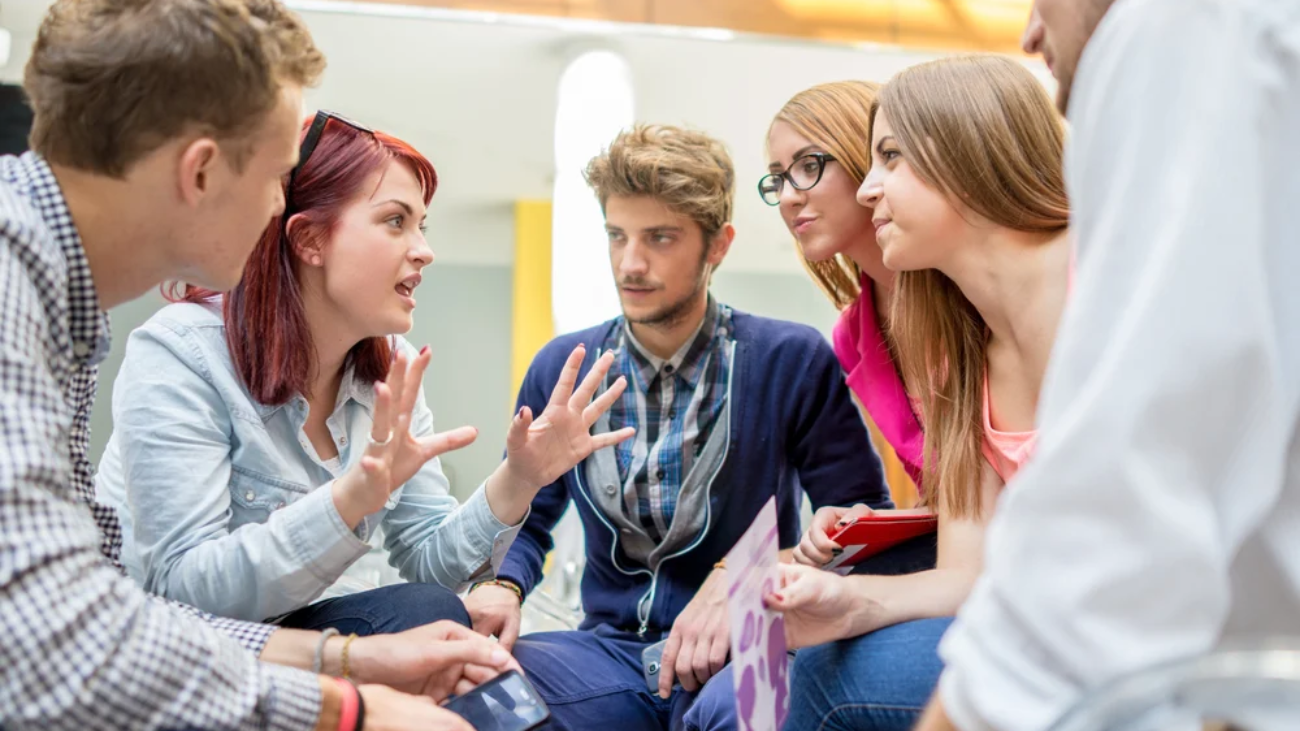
[0,153,320,729]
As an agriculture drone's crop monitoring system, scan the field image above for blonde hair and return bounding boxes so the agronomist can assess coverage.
[769,81,880,310]
[879,55,1069,518]
[585,124,735,241]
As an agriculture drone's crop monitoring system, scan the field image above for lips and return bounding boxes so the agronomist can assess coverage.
[793,216,816,233]
[396,272,422,302]
[873,219,892,236]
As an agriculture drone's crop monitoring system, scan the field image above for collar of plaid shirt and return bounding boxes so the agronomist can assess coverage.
[620,294,722,391]
[25,155,111,364]
[13,154,118,564]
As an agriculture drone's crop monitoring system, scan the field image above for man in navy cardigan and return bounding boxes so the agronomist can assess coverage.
[464,124,891,730]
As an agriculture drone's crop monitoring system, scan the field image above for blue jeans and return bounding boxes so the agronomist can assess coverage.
[779,534,947,731]
[784,617,955,731]
[512,624,738,731]
[276,582,470,636]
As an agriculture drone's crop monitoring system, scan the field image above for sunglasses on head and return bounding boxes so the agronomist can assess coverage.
[284,110,375,214]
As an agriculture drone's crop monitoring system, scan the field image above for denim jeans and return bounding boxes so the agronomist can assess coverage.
[276,582,471,635]
[783,616,954,731]
[511,623,732,731]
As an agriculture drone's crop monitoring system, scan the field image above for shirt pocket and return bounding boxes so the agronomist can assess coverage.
[228,466,311,530]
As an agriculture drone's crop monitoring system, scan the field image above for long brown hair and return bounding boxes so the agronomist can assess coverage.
[878,55,1069,517]
[769,81,880,310]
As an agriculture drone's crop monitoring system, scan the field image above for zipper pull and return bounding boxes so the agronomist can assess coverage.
[638,621,648,639]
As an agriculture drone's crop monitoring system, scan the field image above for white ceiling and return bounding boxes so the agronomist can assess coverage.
[0,0,1052,272]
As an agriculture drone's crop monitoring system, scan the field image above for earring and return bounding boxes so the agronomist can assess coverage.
[311,255,322,266]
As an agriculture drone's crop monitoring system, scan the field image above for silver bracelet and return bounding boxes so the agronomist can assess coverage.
[313,627,340,675]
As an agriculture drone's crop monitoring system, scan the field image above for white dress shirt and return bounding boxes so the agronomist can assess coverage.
[938,0,1300,729]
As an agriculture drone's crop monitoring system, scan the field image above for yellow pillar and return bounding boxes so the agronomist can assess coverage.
[511,200,555,402]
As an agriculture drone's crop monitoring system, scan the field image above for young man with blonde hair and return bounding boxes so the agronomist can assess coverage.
[1,2,510,729]
[464,124,891,729]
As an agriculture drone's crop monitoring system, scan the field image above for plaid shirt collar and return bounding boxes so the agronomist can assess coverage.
[24,154,110,365]
[620,295,721,392]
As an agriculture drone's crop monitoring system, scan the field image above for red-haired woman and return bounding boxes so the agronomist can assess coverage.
[94,112,632,635]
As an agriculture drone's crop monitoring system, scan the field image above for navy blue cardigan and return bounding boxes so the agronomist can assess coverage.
[498,309,891,636]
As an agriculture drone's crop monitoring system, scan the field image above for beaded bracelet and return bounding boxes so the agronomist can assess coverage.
[471,578,525,604]
[313,628,340,675]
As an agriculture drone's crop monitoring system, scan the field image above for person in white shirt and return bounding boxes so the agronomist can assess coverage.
[914,0,1300,729]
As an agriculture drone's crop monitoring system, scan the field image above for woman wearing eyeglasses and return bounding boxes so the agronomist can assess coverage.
[756,59,1071,731]
[763,81,924,493]
[763,82,934,563]
[94,112,634,637]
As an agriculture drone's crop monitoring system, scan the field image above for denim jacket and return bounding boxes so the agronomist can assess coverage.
[95,302,520,622]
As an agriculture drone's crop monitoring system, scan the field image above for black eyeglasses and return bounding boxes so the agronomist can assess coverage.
[284,110,374,214]
[758,153,836,206]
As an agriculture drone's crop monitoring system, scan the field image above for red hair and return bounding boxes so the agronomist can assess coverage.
[169,117,438,405]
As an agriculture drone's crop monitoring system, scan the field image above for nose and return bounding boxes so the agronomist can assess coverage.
[1022,4,1045,55]
[858,167,884,209]
[778,177,806,207]
[410,232,434,268]
[617,237,650,278]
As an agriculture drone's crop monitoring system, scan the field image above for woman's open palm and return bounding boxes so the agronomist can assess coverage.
[502,345,634,489]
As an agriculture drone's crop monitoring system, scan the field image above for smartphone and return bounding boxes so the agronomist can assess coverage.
[642,639,667,692]
[443,670,550,731]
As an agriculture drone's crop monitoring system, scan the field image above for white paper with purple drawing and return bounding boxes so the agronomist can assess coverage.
[725,496,789,731]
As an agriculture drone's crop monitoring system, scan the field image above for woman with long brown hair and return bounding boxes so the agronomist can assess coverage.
[767,55,1071,731]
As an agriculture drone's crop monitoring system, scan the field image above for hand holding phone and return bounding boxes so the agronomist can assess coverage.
[442,670,550,731]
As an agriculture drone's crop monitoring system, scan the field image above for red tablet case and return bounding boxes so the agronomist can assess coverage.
[824,513,938,570]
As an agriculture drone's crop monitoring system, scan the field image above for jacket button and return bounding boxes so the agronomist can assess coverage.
[275,501,286,510]
[604,484,617,496]
[244,490,255,501]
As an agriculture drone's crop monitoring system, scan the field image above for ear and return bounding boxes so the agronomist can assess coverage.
[706,223,735,267]
[177,137,221,207]
[286,213,323,267]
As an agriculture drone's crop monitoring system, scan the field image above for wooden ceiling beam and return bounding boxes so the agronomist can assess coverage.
[340,0,1033,53]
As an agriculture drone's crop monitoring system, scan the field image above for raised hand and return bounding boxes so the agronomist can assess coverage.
[482,344,636,525]
[333,347,478,526]
[502,344,634,490]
